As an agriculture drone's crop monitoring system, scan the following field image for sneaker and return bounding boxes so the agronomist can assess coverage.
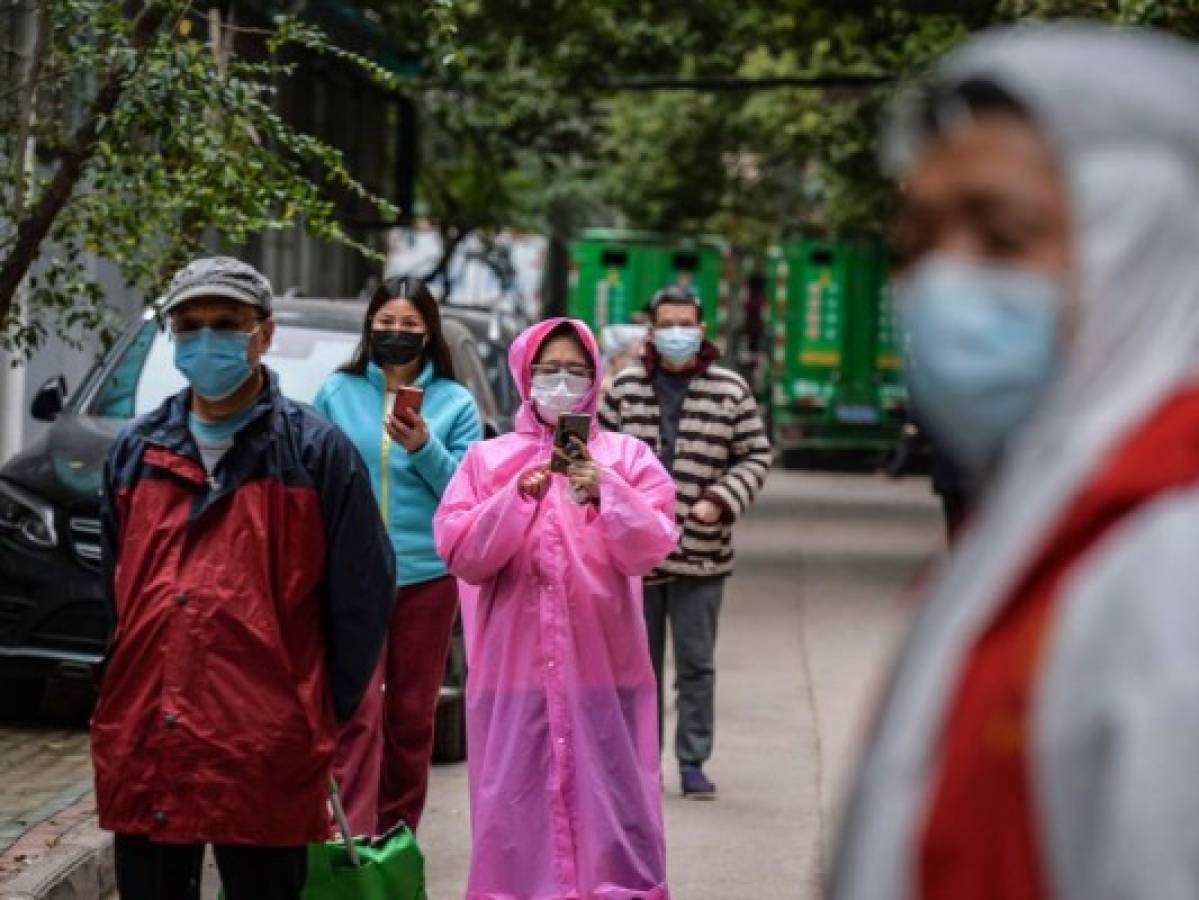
[680,765,717,800]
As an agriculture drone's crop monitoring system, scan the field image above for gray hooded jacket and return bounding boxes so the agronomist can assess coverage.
[833,23,1199,900]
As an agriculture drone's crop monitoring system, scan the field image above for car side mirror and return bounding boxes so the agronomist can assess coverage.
[31,375,67,422]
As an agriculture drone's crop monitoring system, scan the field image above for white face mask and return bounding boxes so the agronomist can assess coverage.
[530,372,591,421]
[653,325,704,365]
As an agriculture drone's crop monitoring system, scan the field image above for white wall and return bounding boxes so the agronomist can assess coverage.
[0,256,142,464]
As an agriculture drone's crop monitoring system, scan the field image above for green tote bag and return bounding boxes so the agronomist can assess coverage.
[303,780,427,900]
[303,826,426,900]
[220,781,427,900]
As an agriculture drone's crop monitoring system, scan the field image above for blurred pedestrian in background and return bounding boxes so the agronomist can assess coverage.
[599,286,772,799]
[91,257,395,900]
[884,410,977,540]
[599,322,649,390]
[834,24,1199,900]
[315,275,482,835]
[434,318,678,900]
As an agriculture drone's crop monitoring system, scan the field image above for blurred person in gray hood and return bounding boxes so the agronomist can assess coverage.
[833,24,1199,900]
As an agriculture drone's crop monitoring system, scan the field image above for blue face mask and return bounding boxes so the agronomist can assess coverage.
[173,326,257,401]
[896,257,1062,473]
[653,326,704,366]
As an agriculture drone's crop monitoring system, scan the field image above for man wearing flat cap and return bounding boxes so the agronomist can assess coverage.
[89,257,396,900]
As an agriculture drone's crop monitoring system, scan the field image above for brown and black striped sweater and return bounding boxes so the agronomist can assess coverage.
[598,352,772,579]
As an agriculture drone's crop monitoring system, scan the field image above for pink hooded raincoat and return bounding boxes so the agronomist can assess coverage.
[434,318,678,900]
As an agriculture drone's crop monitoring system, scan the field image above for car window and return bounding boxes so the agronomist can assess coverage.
[490,359,519,416]
[90,322,158,418]
[87,321,358,418]
[466,334,519,417]
[262,327,358,403]
[453,338,499,425]
[129,327,188,413]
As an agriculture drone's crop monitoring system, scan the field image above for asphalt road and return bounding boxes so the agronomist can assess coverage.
[78,469,941,900]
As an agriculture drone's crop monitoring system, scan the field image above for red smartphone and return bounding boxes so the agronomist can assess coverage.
[392,386,424,421]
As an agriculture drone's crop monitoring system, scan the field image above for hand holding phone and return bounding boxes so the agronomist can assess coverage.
[551,413,591,474]
[392,386,424,422]
[386,386,427,452]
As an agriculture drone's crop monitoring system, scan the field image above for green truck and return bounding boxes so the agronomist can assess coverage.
[765,237,907,464]
[567,229,732,344]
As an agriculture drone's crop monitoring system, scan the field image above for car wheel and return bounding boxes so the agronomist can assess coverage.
[0,675,48,722]
[41,664,98,726]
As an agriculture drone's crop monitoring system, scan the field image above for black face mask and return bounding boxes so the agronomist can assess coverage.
[371,329,425,367]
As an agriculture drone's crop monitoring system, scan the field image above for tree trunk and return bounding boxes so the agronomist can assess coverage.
[542,231,570,319]
[0,3,170,322]
[9,0,50,224]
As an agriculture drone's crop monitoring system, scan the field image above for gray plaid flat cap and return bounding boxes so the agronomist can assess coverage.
[161,256,273,316]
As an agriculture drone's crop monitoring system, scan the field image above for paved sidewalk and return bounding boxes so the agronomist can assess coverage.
[0,724,107,898]
[0,793,96,883]
[0,726,92,857]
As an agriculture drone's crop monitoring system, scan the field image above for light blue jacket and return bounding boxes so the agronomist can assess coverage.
[314,361,482,586]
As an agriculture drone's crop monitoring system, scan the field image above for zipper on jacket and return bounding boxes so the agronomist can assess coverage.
[378,391,391,524]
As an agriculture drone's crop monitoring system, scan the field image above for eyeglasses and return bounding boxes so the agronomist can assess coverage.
[531,363,593,379]
[170,322,261,338]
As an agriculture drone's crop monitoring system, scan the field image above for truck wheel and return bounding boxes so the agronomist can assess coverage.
[432,695,467,763]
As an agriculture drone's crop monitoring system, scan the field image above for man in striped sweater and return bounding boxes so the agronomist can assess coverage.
[598,285,772,799]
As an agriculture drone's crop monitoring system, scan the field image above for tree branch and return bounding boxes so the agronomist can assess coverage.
[0,63,67,103]
[0,2,171,320]
[424,223,470,287]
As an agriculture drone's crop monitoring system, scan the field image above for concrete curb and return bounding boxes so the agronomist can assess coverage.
[0,820,113,900]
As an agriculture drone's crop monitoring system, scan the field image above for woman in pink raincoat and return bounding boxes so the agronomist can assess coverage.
[434,318,679,900]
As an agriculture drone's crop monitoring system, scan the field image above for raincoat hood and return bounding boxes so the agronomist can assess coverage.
[887,23,1199,466]
[835,24,1199,900]
[508,317,603,430]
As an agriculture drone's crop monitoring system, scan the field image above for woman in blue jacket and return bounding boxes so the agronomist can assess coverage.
[315,275,482,835]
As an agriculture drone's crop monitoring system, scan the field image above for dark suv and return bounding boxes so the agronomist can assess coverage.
[0,298,503,759]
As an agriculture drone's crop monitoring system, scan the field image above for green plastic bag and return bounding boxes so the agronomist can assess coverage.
[302,823,427,900]
[218,780,426,900]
